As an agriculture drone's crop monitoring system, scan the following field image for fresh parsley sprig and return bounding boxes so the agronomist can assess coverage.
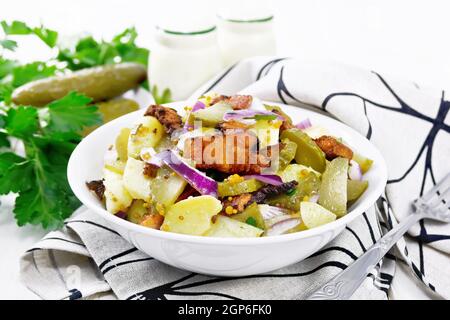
[0,92,102,229]
[0,20,155,229]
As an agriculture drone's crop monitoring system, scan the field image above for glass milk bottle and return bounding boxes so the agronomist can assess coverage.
[217,6,276,67]
[149,22,223,101]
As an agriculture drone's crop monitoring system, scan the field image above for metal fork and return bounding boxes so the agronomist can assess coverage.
[307,172,450,300]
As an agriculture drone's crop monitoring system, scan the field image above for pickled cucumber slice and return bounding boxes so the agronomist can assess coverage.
[352,153,373,173]
[218,179,263,197]
[278,139,297,171]
[12,63,147,106]
[160,196,222,236]
[205,215,263,238]
[347,180,369,203]
[279,164,320,183]
[231,203,266,229]
[267,171,320,211]
[280,128,326,173]
[318,158,349,217]
[193,102,232,126]
[300,202,336,229]
[127,199,150,224]
[264,105,293,124]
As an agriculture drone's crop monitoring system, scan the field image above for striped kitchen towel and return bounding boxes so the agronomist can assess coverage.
[20,57,450,300]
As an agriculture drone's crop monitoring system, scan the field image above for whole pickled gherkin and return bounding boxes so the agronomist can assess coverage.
[12,63,147,106]
[218,179,264,197]
[83,98,139,136]
[280,128,326,173]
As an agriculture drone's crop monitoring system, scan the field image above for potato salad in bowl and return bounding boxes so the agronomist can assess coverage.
[86,93,374,238]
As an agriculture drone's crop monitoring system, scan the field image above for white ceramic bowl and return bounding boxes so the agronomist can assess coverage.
[68,101,387,277]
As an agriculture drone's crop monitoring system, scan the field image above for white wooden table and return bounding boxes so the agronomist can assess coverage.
[1,0,448,300]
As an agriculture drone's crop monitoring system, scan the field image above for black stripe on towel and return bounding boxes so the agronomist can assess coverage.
[65,220,120,235]
[102,257,154,275]
[98,247,138,270]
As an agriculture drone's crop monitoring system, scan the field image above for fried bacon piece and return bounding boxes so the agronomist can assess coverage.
[210,94,230,106]
[211,94,253,110]
[222,193,253,213]
[272,109,294,131]
[216,120,249,132]
[314,135,353,160]
[86,180,105,200]
[140,213,164,229]
[251,181,298,204]
[184,131,271,175]
[143,163,159,178]
[144,104,182,134]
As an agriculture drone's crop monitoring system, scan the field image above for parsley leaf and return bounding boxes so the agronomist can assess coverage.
[1,20,31,35]
[0,57,17,79]
[151,85,172,104]
[32,27,58,48]
[0,157,33,194]
[57,27,149,71]
[46,92,102,133]
[1,20,58,48]
[0,39,18,51]
[253,114,278,121]
[0,83,13,103]
[4,106,39,138]
[12,62,57,87]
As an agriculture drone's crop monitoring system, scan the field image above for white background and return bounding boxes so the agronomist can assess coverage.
[1,0,448,299]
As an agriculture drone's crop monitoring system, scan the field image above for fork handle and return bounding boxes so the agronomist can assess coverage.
[307,212,424,300]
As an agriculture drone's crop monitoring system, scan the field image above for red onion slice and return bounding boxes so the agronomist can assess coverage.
[295,118,312,130]
[223,110,284,122]
[182,101,206,132]
[309,194,320,203]
[157,149,218,197]
[244,174,283,186]
[265,218,302,236]
[348,160,363,181]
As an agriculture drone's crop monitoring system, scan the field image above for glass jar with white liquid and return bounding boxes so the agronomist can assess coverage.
[149,23,223,101]
[217,7,276,67]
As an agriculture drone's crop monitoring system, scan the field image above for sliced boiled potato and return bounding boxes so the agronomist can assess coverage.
[302,125,329,139]
[128,116,164,158]
[116,128,131,161]
[104,160,126,175]
[279,163,321,183]
[151,166,187,207]
[103,167,133,214]
[205,215,264,238]
[160,196,222,236]
[123,157,152,202]
[300,202,336,229]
